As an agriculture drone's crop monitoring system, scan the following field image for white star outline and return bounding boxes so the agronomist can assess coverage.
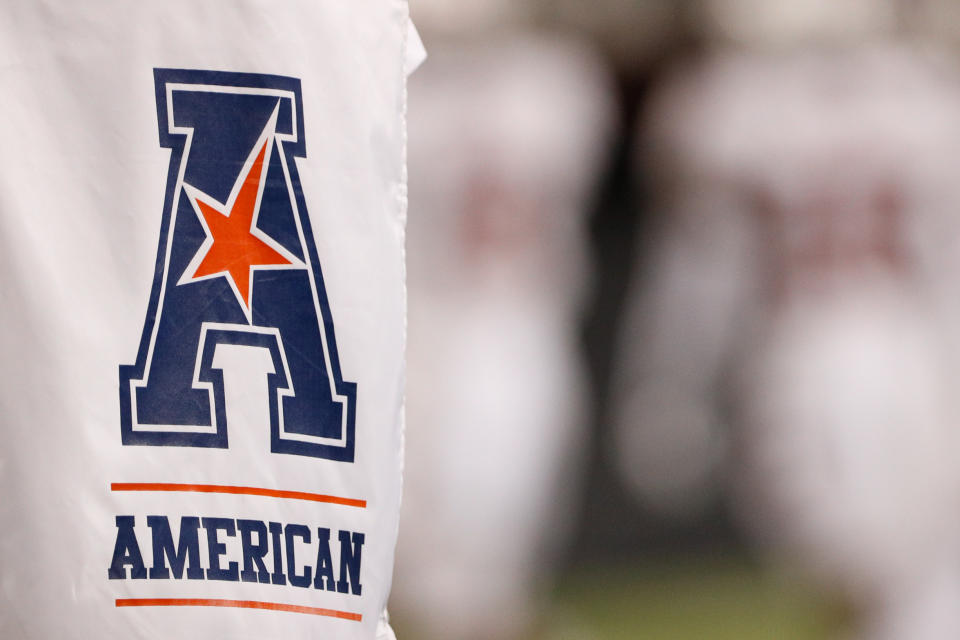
[177,102,305,324]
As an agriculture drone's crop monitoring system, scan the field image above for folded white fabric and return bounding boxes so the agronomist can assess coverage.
[0,2,417,638]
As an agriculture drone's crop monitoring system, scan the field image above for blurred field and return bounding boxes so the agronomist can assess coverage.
[535,557,844,640]
[396,4,960,639]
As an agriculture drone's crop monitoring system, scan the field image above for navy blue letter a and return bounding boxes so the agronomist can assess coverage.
[119,69,357,462]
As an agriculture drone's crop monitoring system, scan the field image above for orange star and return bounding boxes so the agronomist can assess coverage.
[180,109,300,318]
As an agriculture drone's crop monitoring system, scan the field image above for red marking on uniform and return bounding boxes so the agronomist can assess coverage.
[111,482,366,508]
[116,597,362,621]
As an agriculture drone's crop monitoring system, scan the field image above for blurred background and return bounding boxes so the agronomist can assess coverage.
[390,2,960,638]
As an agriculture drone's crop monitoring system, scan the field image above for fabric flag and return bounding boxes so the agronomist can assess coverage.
[0,2,421,638]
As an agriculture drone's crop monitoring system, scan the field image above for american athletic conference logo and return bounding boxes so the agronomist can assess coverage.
[119,69,357,462]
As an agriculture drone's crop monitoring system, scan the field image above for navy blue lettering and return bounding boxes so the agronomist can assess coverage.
[202,517,239,581]
[108,515,146,580]
[268,521,286,585]
[284,524,312,588]
[336,530,364,595]
[119,69,358,463]
[147,516,203,580]
[108,514,367,594]
[313,527,336,591]
[238,519,270,584]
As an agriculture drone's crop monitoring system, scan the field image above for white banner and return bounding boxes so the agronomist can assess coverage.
[0,2,417,638]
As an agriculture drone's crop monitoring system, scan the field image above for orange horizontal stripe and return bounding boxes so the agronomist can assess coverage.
[116,597,362,622]
[111,482,366,509]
